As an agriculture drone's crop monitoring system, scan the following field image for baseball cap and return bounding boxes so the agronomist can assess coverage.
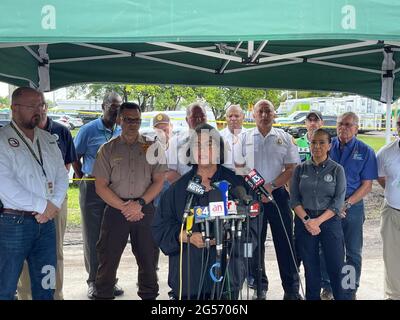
[153,113,170,127]
[306,110,323,121]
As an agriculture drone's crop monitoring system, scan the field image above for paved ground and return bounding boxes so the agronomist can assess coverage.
[63,218,384,300]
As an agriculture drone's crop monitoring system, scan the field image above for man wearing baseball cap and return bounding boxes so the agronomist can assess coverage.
[295,111,324,162]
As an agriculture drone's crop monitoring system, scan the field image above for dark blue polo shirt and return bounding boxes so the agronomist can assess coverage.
[44,117,78,165]
[330,136,378,198]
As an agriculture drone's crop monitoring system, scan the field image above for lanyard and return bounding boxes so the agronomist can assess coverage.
[10,122,47,178]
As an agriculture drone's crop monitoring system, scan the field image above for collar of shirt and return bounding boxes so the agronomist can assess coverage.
[337,136,357,150]
[44,117,53,132]
[119,134,147,146]
[253,126,278,139]
[97,117,115,133]
[11,120,40,145]
[311,157,330,169]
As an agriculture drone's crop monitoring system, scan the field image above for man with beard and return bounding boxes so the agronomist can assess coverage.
[0,87,68,299]
[17,95,77,300]
[73,92,124,299]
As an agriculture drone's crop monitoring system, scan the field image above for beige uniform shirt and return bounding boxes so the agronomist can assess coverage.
[92,135,167,199]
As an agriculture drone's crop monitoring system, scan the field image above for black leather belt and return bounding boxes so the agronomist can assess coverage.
[1,208,37,217]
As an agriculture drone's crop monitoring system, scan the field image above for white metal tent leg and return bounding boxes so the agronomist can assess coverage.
[380,49,395,144]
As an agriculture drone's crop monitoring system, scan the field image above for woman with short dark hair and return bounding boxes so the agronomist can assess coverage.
[290,129,347,300]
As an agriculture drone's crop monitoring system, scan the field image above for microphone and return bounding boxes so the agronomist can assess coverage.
[231,185,253,206]
[183,175,205,220]
[211,180,231,216]
[244,169,274,202]
[209,189,224,256]
[194,206,210,240]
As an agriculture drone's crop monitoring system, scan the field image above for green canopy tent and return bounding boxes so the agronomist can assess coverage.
[1,0,399,142]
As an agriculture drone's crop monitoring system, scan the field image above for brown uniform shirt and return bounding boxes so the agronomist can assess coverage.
[92,135,167,199]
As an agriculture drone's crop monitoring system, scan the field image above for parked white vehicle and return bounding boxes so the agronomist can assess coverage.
[140,110,217,139]
[61,114,84,129]
[48,114,72,130]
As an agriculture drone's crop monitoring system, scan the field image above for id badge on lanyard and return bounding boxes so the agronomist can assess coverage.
[46,181,54,198]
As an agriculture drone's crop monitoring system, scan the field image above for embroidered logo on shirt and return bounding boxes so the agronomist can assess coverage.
[324,174,334,183]
[277,138,283,145]
[352,153,364,161]
[8,138,19,147]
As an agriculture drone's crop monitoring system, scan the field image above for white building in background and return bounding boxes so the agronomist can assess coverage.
[54,99,102,111]
[278,95,387,130]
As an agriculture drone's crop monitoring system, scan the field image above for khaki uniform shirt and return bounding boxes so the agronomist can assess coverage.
[92,135,167,199]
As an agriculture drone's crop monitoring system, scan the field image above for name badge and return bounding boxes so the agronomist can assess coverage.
[46,181,54,197]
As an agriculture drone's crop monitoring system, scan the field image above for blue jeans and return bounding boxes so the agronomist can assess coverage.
[321,200,365,295]
[0,213,56,300]
[295,214,346,300]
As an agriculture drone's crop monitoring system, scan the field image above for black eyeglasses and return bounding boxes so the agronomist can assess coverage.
[121,117,141,124]
[15,102,46,110]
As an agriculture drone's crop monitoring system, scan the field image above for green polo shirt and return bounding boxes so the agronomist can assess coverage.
[296,134,311,162]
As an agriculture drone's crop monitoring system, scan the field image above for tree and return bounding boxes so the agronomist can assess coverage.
[0,96,10,108]
[154,86,196,111]
[68,84,135,103]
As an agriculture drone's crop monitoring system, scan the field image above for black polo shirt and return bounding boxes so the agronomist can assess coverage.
[44,117,77,165]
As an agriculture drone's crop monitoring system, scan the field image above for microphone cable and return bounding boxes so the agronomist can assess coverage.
[269,194,306,300]
[196,246,210,300]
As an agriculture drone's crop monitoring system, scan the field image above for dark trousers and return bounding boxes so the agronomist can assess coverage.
[79,180,107,284]
[95,204,160,300]
[321,200,365,296]
[250,187,299,294]
[295,214,346,300]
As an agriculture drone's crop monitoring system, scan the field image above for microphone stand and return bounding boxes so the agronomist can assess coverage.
[256,193,264,300]
[187,231,191,300]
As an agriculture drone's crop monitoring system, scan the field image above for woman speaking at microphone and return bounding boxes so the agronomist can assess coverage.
[152,123,253,300]
[290,129,347,300]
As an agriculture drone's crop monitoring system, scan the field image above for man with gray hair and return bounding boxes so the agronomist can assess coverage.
[320,111,378,300]
[219,104,247,171]
[73,92,124,299]
[167,102,207,183]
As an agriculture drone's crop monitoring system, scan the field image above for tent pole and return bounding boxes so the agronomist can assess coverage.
[385,99,392,145]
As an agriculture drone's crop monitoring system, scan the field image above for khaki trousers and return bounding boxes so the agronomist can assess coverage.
[17,196,68,300]
[380,201,400,300]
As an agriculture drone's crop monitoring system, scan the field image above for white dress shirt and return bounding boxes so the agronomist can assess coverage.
[0,122,69,213]
[377,139,400,210]
[166,131,192,176]
[219,127,247,170]
[241,127,300,183]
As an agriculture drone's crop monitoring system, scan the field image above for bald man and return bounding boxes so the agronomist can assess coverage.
[219,104,247,171]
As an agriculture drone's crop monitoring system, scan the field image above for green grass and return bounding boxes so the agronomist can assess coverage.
[71,128,79,138]
[67,184,81,226]
[357,134,392,152]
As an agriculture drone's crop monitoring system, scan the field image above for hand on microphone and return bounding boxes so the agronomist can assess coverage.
[179,231,216,248]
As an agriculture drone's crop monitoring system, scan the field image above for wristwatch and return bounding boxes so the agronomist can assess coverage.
[344,200,352,210]
[136,197,146,207]
[303,214,311,224]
